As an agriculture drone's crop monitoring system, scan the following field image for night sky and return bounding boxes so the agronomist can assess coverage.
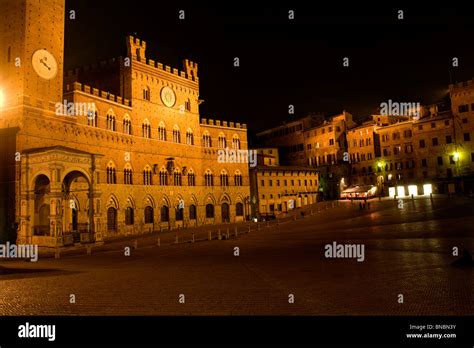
[65,1,474,136]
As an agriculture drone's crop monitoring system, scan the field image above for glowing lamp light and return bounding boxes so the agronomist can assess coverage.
[389,187,396,198]
[397,186,406,197]
[423,184,432,195]
[377,161,383,168]
[0,89,4,108]
[453,152,460,162]
[408,185,418,196]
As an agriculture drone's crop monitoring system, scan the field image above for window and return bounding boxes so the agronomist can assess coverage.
[232,135,241,149]
[160,206,169,222]
[284,180,287,186]
[444,120,450,126]
[458,105,469,113]
[173,171,182,186]
[437,156,443,166]
[383,148,390,156]
[449,155,455,164]
[158,123,167,141]
[393,146,401,155]
[123,115,132,135]
[419,139,425,148]
[185,98,191,112]
[106,113,116,131]
[329,127,333,132]
[329,139,334,146]
[446,135,453,144]
[205,171,214,186]
[298,180,301,186]
[462,118,468,124]
[447,168,453,178]
[143,86,150,101]
[421,159,427,167]
[189,205,197,220]
[234,173,243,186]
[87,111,98,127]
[125,207,134,225]
[159,169,168,185]
[260,179,265,187]
[220,172,229,187]
[144,206,154,224]
[106,165,117,184]
[418,125,423,130]
[172,126,181,143]
[206,204,214,218]
[142,120,151,138]
[186,130,194,145]
[396,162,403,170]
[188,172,195,186]
[236,203,244,217]
[269,180,273,187]
[203,132,212,147]
[176,206,184,221]
[143,167,152,185]
[218,134,227,148]
[124,167,133,185]
[464,133,471,141]
[431,122,436,129]
[276,179,280,186]
[432,138,438,146]
[392,132,400,140]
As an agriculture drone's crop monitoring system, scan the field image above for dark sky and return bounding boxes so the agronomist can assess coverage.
[65,1,474,135]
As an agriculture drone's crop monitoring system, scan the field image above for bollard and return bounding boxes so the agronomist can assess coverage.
[218,229,222,240]
[175,233,178,244]
[248,224,251,233]
[208,231,212,241]
[226,228,230,239]
[86,245,92,256]
[157,237,161,247]
[235,226,238,237]
[192,232,195,243]
[411,194,414,201]
[133,240,138,250]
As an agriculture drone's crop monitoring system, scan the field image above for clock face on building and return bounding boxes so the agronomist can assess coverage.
[32,49,58,80]
[161,86,176,107]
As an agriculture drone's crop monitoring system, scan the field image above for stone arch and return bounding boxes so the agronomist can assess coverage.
[219,193,232,205]
[143,194,156,209]
[106,194,120,210]
[204,193,217,206]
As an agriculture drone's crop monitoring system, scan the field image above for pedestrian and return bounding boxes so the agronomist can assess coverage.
[367,202,370,209]
[359,202,362,210]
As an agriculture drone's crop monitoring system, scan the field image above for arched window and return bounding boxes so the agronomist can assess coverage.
[234,171,243,186]
[87,110,98,127]
[204,170,213,186]
[124,164,133,185]
[106,163,117,184]
[189,204,197,220]
[143,166,152,185]
[159,168,168,186]
[123,114,132,135]
[218,133,227,148]
[203,132,212,147]
[185,98,191,112]
[187,171,195,186]
[236,202,244,216]
[206,204,214,218]
[144,206,154,224]
[172,125,181,143]
[160,205,169,222]
[220,170,229,187]
[232,135,241,149]
[107,207,117,232]
[186,129,194,145]
[176,204,184,221]
[106,112,116,131]
[142,119,151,138]
[125,207,134,225]
[173,170,182,186]
[143,86,150,101]
[158,122,167,141]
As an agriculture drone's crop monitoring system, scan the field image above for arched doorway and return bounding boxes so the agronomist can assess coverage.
[33,175,51,236]
[62,171,92,242]
[221,203,230,223]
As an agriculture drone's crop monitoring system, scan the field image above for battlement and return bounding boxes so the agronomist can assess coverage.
[141,58,199,83]
[129,36,146,49]
[65,82,132,107]
[449,78,474,92]
[201,118,247,130]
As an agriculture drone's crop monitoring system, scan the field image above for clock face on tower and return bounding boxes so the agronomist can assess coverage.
[161,86,176,107]
[32,49,58,80]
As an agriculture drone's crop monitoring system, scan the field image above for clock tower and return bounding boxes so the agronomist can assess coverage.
[0,0,65,108]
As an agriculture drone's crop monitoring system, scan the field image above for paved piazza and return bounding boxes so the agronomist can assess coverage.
[0,197,473,316]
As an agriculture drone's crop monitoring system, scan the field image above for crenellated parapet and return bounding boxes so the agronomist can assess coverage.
[65,82,132,107]
[200,118,247,129]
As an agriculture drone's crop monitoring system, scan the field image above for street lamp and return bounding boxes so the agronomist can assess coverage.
[453,151,460,162]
